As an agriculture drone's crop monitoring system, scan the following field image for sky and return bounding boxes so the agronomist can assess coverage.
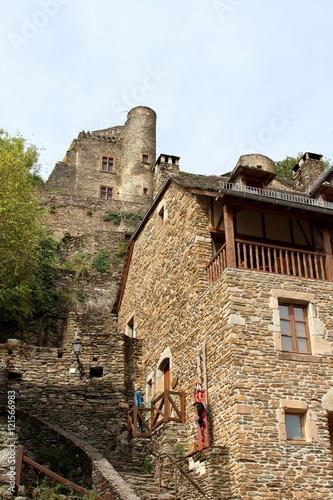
[1,0,333,180]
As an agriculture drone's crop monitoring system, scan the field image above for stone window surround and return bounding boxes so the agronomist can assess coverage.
[100,154,115,173]
[277,399,318,443]
[270,289,332,358]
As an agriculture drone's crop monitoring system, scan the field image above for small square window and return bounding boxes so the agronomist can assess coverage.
[100,186,113,200]
[142,154,149,164]
[285,413,305,440]
[279,303,310,354]
[101,156,114,172]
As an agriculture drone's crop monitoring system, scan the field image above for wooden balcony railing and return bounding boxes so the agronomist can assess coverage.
[206,239,329,284]
[128,390,186,439]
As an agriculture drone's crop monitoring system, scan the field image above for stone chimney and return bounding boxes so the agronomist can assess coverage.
[153,154,180,195]
[292,152,323,193]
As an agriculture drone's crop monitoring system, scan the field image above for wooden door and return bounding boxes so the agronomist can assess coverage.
[163,360,170,391]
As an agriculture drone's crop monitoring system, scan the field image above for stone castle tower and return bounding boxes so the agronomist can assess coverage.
[47,106,157,204]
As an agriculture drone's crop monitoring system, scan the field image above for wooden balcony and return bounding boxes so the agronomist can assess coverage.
[128,389,186,439]
[206,239,331,284]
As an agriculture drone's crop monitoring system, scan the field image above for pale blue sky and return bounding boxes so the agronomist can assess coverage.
[1,0,333,179]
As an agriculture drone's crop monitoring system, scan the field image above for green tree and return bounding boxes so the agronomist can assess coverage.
[0,130,58,327]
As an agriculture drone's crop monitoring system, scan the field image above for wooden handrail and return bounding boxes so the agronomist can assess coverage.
[15,445,111,499]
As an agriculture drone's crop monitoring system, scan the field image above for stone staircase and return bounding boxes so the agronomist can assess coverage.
[106,455,177,500]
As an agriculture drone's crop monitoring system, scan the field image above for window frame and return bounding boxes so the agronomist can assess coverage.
[278,302,310,354]
[100,185,113,200]
[100,155,115,173]
[285,411,306,442]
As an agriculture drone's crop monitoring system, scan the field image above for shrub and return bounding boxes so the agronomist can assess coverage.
[61,250,91,280]
[92,249,111,273]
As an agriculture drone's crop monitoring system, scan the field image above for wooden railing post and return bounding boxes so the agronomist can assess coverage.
[104,491,112,500]
[15,445,24,492]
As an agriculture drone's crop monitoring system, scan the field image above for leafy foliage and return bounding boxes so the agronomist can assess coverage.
[36,445,76,479]
[92,249,111,273]
[116,241,129,258]
[103,210,143,224]
[61,250,91,280]
[0,130,59,328]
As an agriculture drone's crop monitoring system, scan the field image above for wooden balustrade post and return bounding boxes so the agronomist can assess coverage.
[104,491,112,500]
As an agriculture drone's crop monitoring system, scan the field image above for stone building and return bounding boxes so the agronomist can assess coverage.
[117,151,333,498]
[1,106,333,499]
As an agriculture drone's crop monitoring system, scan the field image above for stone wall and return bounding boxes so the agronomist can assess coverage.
[118,181,333,499]
[0,312,130,454]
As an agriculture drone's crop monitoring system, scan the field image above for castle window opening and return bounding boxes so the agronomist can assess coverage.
[143,187,149,196]
[7,371,22,380]
[278,303,310,354]
[100,186,113,200]
[101,156,114,173]
[90,367,103,378]
[142,154,149,164]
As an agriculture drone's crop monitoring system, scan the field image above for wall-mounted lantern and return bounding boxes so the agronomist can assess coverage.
[72,338,85,378]
[72,338,83,356]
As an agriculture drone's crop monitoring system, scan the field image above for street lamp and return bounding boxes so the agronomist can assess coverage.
[72,338,85,378]
[72,338,83,356]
